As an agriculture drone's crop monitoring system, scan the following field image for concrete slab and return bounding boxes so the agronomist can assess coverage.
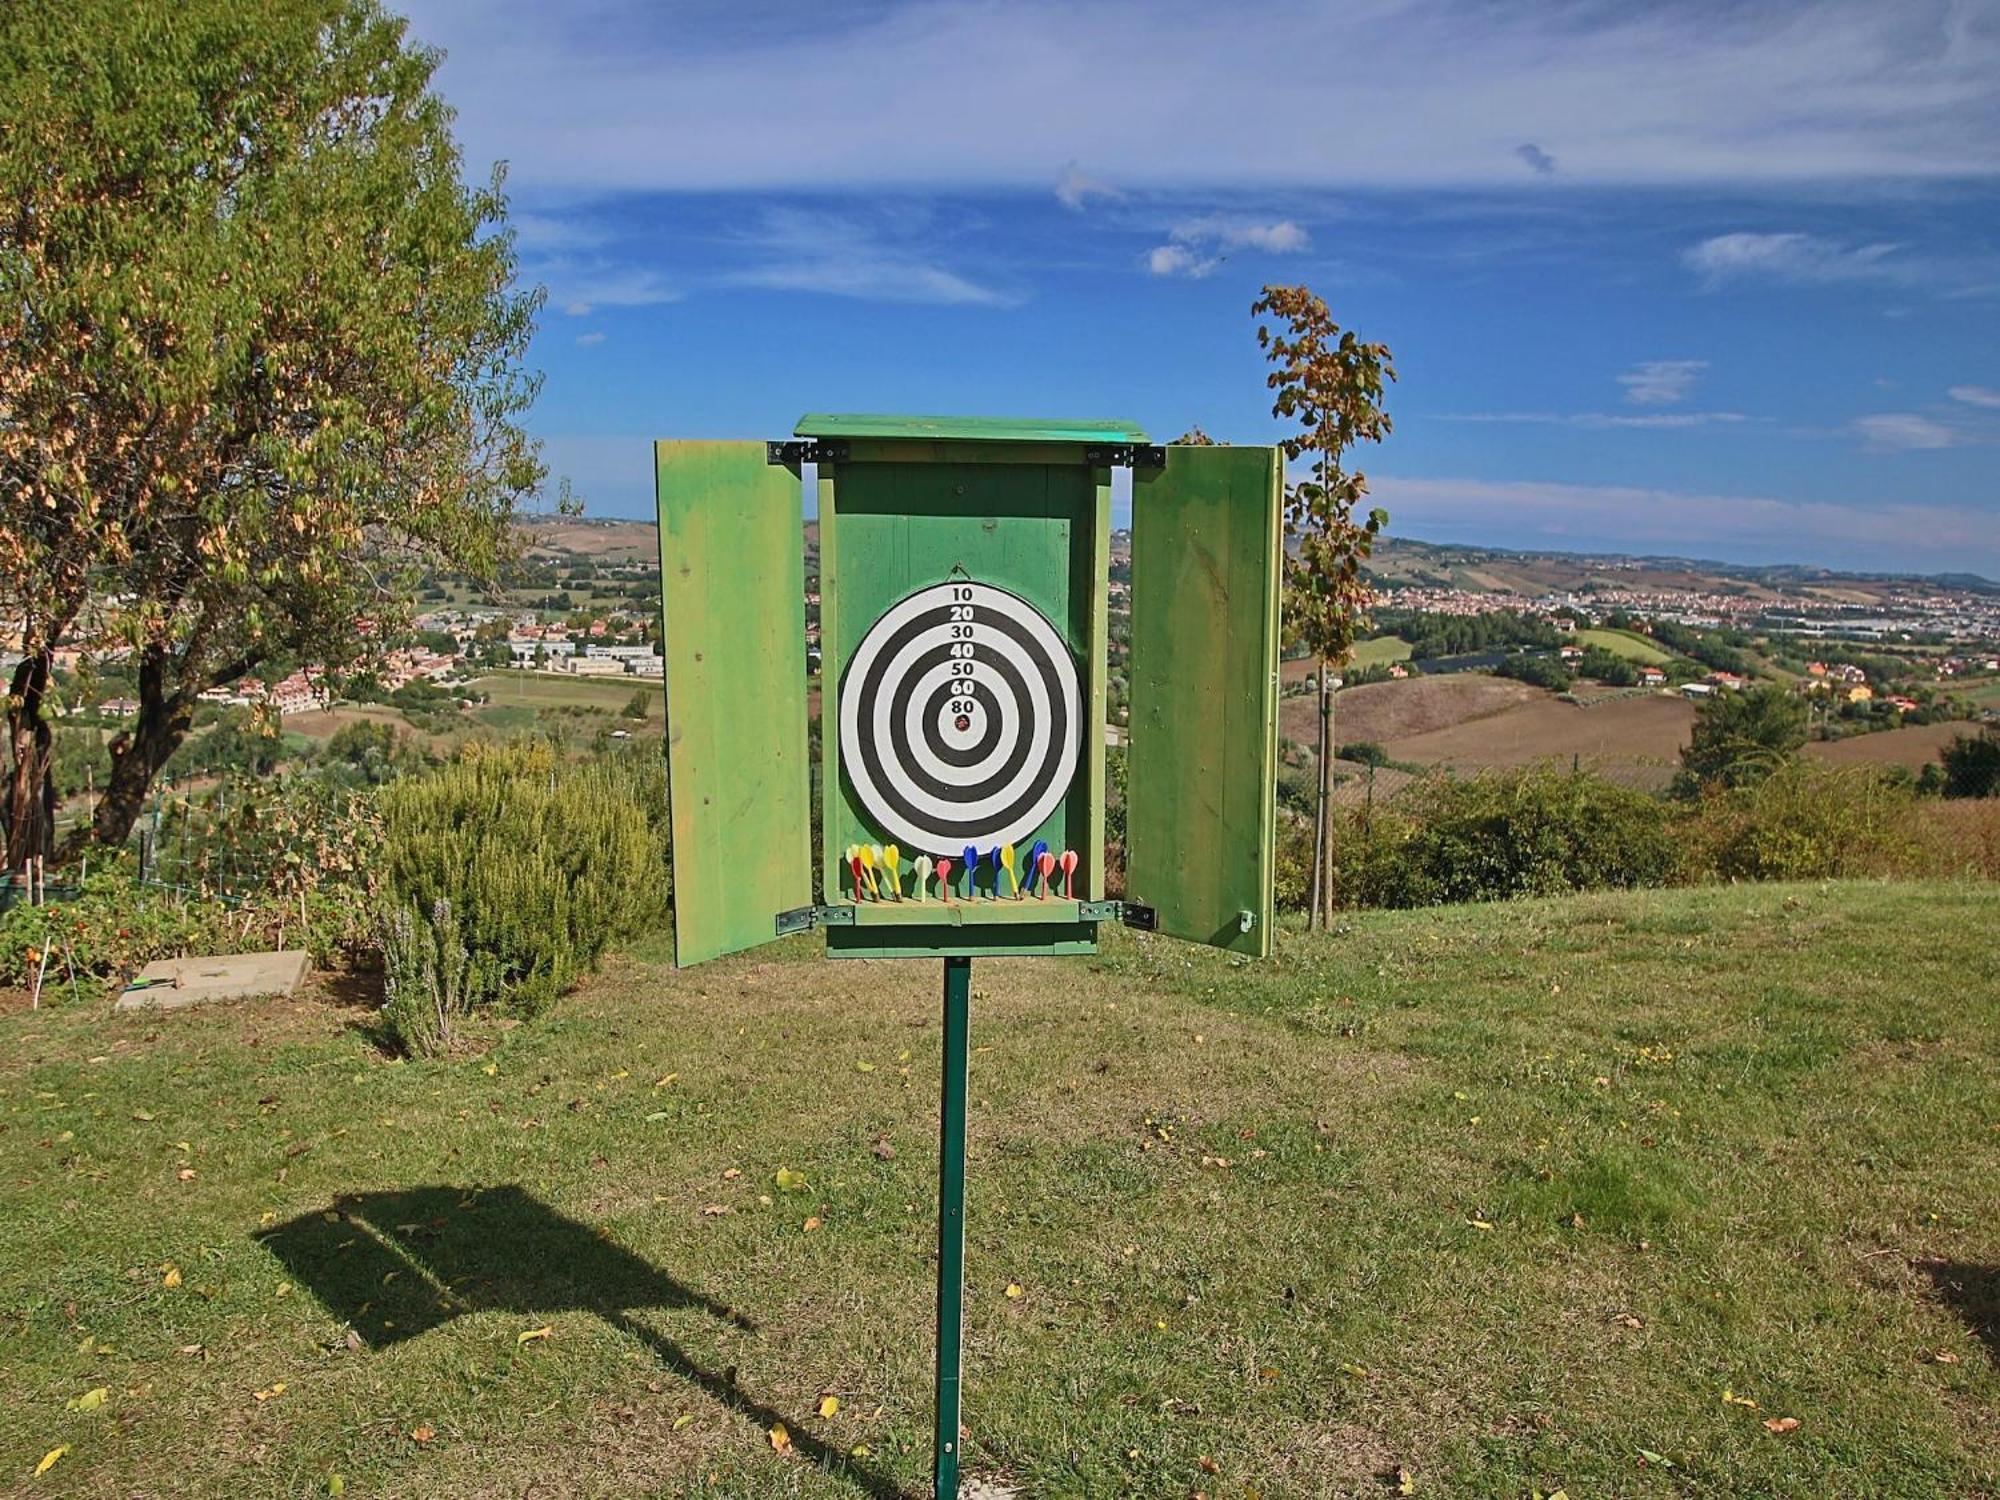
[114,951,312,1012]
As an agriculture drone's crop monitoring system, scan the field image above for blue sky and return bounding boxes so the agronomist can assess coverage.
[399,0,2000,577]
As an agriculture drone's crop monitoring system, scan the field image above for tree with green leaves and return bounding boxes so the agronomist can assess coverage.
[0,0,544,868]
[1678,685,1809,791]
[1252,286,1395,929]
[1937,728,1999,798]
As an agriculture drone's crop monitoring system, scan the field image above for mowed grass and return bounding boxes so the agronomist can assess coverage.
[1577,629,1674,666]
[469,672,664,716]
[1,882,1996,1498]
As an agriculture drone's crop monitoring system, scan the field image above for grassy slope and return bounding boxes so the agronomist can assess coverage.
[1578,628,1674,666]
[1,883,1995,1498]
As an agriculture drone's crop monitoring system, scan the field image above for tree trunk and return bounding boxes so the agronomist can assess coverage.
[64,646,194,857]
[4,650,56,880]
[1312,654,1331,930]
[1322,679,1338,919]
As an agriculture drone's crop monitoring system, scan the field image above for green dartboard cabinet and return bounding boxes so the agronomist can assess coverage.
[656,413,1284,968]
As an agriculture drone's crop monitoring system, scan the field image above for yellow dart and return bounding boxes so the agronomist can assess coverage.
[858,843,880,898]
[1000,842,1018,898]
[884,844,902,899]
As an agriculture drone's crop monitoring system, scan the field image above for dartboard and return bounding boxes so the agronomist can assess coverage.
[838,580,1081,854]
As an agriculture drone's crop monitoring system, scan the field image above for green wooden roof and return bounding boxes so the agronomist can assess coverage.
[795,412,1148,443]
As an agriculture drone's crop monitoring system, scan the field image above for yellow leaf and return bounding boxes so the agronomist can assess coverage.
[654,1073,678,1088]
[1397,1467,1416,1495]
[1468,1219,1495,1232]
[481,1063,498,1077]
[517,1326,552,1345]
[1005,1283,1024,1299]
[66,1387,109,1412]
[253,1382,286,1401]
[818,1394,840,1418]
[35,1447,68,1476]
[162,1266,182,1288]
[775,1168,807,1192]
[850,1443,873,1458]
[769,1421,791,1453]
[672,1413,694,1431]
[855,1061,875,1073]
[132,1111,154,1122]
[326,1474,345,1495]
[803,1216,823,1232]
[274,1283,292,1299]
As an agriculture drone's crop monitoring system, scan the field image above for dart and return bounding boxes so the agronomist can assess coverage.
[1060,848,1078,898]
[859,843,881,899]
[963,845,978,901]
[1037,850,1056,898]
[845,844,866,900]
[884,843,903,900]
[1027,840,1049,894]
[1000,843,1019,898]
[936,856,954,903]
[914,854,934,902]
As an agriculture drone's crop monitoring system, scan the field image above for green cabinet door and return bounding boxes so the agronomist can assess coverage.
[656,441,812,966]
[1126,445,1282,957]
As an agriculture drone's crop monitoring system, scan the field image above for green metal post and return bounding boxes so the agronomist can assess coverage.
[934,955,971,1498]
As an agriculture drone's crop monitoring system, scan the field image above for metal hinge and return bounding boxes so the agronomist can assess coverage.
[766,439,850,467]
[1077,900,1122,922]
[773,904,859,936]
[1083,444,1167,470]
[1121,903,1158,932]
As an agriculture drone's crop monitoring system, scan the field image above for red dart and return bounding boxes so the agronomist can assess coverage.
[849,851,866,900]
[1037,850,1056,899]
[1059,849,1078,899]
[936,856,954,904]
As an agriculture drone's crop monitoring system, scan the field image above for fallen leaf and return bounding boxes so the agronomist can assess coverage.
[644,1111,671,1123]
[672,1413,694,1431]
[700,1204,730,1217]
[1005,1283,1024,1299]
[722,1167,742,1181]
[410,1425,435,1443]
[326,1474,345,1495]
[1763,1416,1800,1434]
[1197,1454,1221,1475]
[769,1421,791,1453]
[254,1382,286,1401]
[177,1168,196,1182]
[132,1111,155,1122]
[1721,1388,1759,1409]
[1637,1448,1674,1468]
[162,1266,182,1288]
[35,1447,67,1476]
[803,1216,823,1232]
[856,1061,875,1073]
[66,1387,109,1412]
[850,1443,873,1458]
[819,1394,840,1418]
[654,1073,678,1088]
[1468,1219,1495,1232]
[775,1168,807,1192]
[1397,1467,1416,1494]
[481,1063,497,1076]
[1932,1349,1961,1365]
[517,1326,552,1345]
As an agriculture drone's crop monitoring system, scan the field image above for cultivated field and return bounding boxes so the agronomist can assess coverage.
[1577,628,1674,665]
[2,883,1994,1497]
[1806,720,1985,770]
[469,672,663,714]
[1390,693,1696,787]
[1281,673,1540,747]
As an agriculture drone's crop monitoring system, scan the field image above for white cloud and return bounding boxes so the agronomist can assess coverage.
[574,331,606,346]
[1949,384,2000,408]
[1438,410,1750,430]
[1617,359,1707,405]
[1055,162,1121,210]
[723,208,1010,305]
[1145,244,1220,279]
[1146,214,1307,275]
[1370,474,2000,576]
[1851,412,1962,450]
[529,262,680,311]
[400,0,2000,195]
[1682,232,1904,286]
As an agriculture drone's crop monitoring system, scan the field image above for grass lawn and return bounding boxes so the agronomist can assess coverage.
[1,882,1995,1498]
[1352,636,1414,668]
[1577,629,1674,666]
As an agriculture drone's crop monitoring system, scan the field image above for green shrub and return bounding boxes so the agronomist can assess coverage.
[1685,762,1920,881]
[377,741,668,1016]
[380,897,488,1057]
[1338,766,1680,908]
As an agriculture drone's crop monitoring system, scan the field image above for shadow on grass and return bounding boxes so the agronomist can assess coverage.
[257,1185,913,1500]
[1923,1260,2000,1365]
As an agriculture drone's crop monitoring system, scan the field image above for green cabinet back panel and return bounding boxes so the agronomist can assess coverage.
[1126,445,1282,957]
[656,441,812,966]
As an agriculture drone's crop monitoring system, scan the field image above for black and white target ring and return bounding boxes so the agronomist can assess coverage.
[839,581,1081,853]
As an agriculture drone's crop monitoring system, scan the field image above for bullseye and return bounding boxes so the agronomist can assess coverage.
[838,580,1082,853]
